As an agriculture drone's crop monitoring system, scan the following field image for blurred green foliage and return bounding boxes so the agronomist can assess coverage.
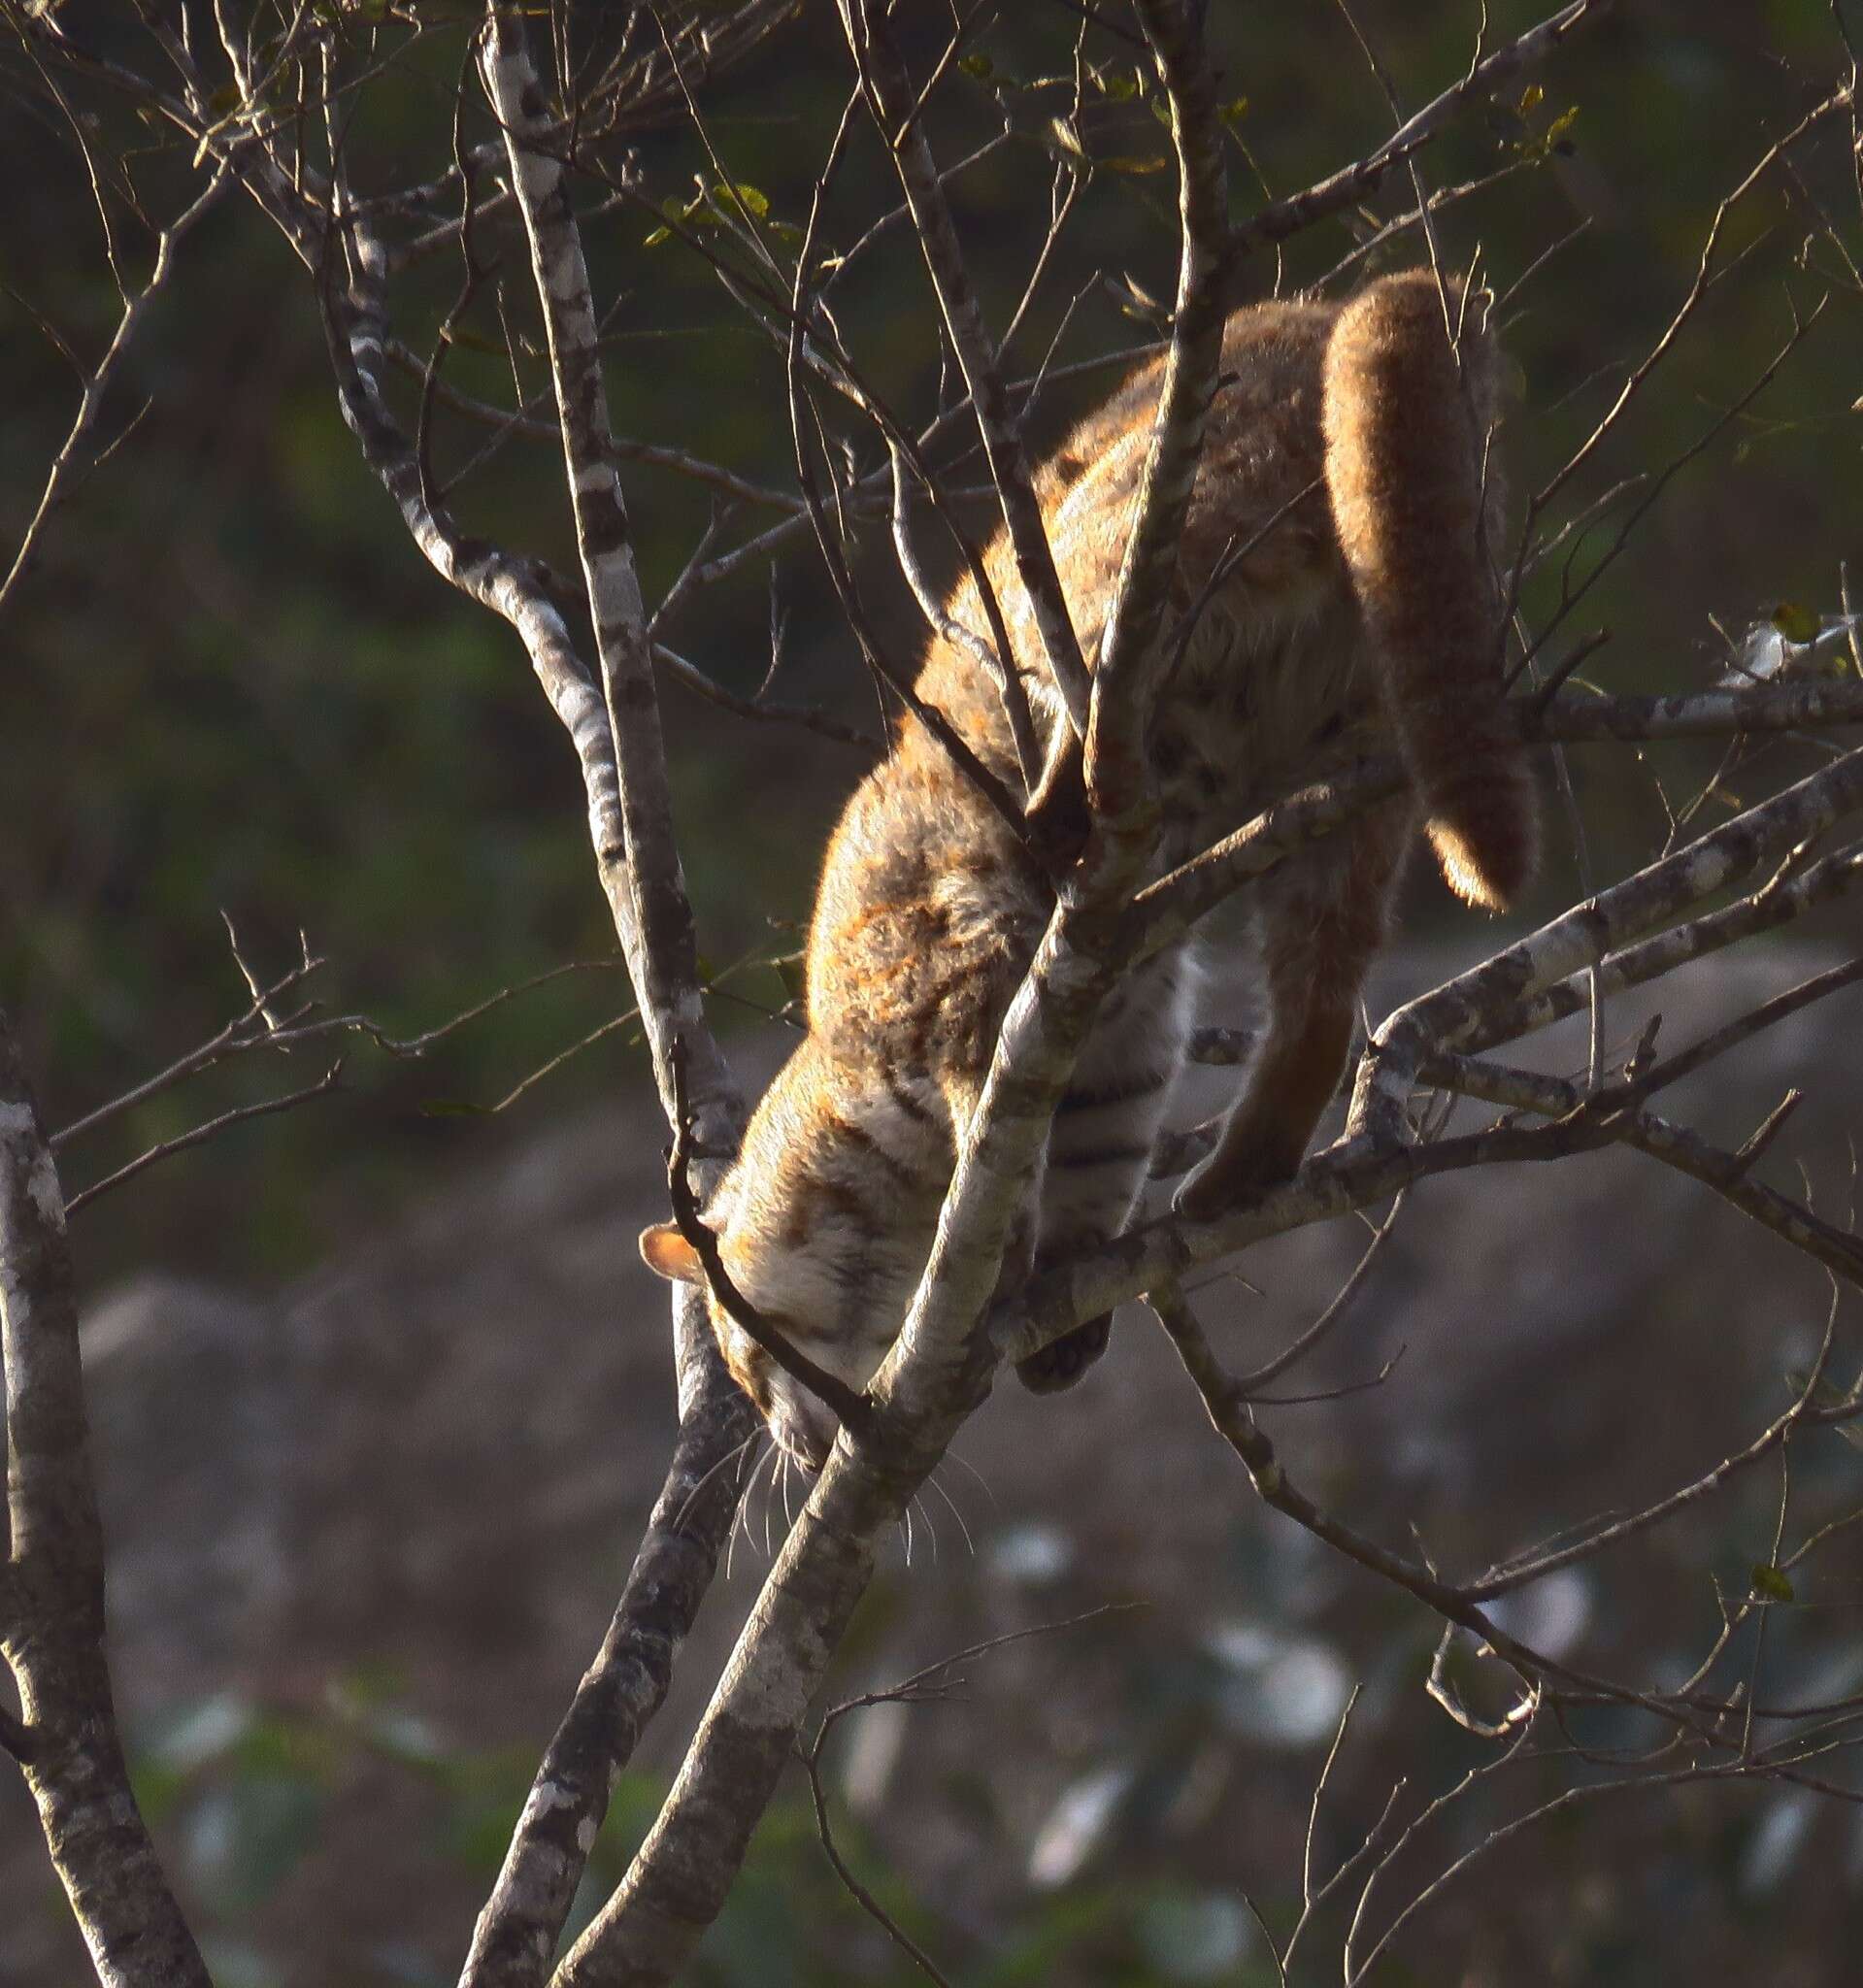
[109,1664,1288,1987]
[74,1411,1863,1988]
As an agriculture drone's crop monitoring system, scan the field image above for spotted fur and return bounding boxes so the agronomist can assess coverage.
[643,271,1536,1466]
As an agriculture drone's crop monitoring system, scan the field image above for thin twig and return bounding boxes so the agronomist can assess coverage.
[64,1062,345,1217]
[665,1044,877,1439]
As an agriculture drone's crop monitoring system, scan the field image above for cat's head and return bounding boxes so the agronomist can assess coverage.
[639,1170,885,1474]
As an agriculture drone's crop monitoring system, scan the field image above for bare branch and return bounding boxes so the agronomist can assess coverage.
[1228,0,1611,260]
[887,440,1041,788]
[1531,83,1852,520]
[63,1059,345,1218]
[448,17,768,1981]
[1150,1286,1574,1688]
[0,1695,34,1768]
[797,1745,958,1988]
[654,640,879,751]
[50,941,327,1149]
[665,1044,877,1439]
[1230,1191,1408,1394]
[840,0,1094,731]
[0,163,234,619]
[795,1608,1128,1988]
[1536,675,1863,741]
[0,1011,212,1985]
[457,1349,752,1988]
[479,13,730,1138]
[1428,1052,1863,1296]
[1085,0,1230,829]
[1350,744,1863,1143]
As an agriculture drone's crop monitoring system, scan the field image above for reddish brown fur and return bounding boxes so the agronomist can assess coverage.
[643,271,1538,1454]
[1323,271,1538,909]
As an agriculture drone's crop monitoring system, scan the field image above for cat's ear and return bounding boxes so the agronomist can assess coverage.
[639,1223,706,1284]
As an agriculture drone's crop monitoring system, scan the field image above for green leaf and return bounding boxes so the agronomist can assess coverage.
[958,51,993,81]
[1087,63,1142,100]
[644,192,696,248]
[1216,95,1248,125]
[1514,101,1580,161]
[715,182,770,219]
[1517,83,1546,115]
[1048,116,1086,159]
[1751,1563,1795,1603]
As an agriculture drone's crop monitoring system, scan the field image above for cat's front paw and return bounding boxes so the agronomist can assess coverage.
[1015,1312,1113,1393]
[1172,1145,1297,1224]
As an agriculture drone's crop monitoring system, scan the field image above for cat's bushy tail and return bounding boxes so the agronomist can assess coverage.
[1321,268,1537,911]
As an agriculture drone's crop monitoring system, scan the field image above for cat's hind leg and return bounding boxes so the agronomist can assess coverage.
[1016,948,1194,1392]
[1176,804,1410,1222]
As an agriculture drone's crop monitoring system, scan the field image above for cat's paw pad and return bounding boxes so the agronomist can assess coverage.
[1015,1312,1113,1393]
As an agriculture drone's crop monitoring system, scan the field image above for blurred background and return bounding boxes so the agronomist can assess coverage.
[4,0,1863,1981]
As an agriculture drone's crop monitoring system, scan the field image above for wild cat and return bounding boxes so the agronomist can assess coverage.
[642,270,1537,1470]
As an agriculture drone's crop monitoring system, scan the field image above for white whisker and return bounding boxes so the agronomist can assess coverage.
[910,1491,940,1565]
[924,1470,977,1557]
[943,1446,999,1510]
[727,1440,775,1581]
[675,1429,760,1533]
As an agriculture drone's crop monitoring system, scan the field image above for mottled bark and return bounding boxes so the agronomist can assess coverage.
[449,17,761,1985]
[458,1350,751,1988]
[1455,840,1863,1051]
[479,11,732,1152]
[1349,744,1863,1142]
[1003,746,1863,1371]
[1532,676,1863,741]
[1,1013,211,1988]
[559,890,1127,1982]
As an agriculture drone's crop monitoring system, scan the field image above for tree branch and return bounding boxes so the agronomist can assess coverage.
[63,1059,345,1218]
[1227,0,1612,261]
[0,1011,211,1986]
[0,162,235,620]
[1085,0,1229,828]
[1350,744,1863,1143]
[479,11,730,1140]
[448,17,766,1982]
[840,0,1093,732]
